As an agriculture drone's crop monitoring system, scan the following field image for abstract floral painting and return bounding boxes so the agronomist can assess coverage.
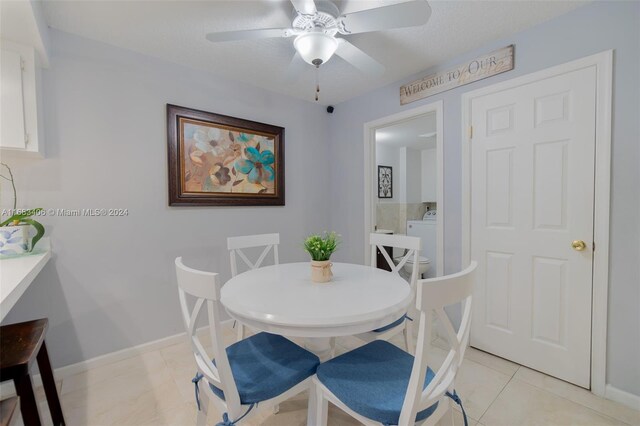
[378,165,392,198]
[167,105,284,206]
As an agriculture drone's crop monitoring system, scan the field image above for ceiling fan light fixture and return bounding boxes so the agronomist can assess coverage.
[293,32,338,67]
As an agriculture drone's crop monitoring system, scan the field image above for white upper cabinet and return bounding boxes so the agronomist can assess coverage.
[0,41,43,157]
[1,48,26,149]
[1,0,50,158]
[421,148,437,202]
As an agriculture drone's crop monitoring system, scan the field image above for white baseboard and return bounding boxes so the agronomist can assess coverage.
[0,320,233,398]
[605,384,640,411]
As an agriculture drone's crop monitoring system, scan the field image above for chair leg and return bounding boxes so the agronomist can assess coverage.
[308,380,328,426]
[404,322,415,355]
[36,342,66,426]
[196,385,209,426]
[14,373,42,426]
[236,323,245,341]
[273,404,280,414]
[329,337,336,358]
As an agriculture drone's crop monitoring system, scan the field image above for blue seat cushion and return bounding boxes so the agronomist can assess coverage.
[373,314,407,332]
[209,332,320,404]
[316,340,438,425]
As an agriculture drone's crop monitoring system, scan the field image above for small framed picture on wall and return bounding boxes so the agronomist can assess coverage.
[378,165,392,198]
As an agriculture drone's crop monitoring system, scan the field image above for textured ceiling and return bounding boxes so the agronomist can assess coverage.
[41,0,588,105]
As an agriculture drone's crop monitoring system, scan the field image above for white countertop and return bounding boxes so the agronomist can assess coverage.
[0,238,51,322]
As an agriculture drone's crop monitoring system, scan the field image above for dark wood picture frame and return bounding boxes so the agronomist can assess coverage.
[167,104,285,206]
[378,165,393,199]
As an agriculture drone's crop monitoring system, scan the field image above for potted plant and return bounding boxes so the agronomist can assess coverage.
[303,232,340,283]
[0,163,45,256]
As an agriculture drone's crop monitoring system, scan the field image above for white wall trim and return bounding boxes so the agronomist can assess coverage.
[604,385,640,411]
[461,50,613,397]
[363,100,444,276]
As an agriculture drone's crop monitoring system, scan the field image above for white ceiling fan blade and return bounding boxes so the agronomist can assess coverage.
[339,0,432,35]
[206,28,292,43]
[335,39,385,76]
[284,52,309,82]
[290,0,317,15]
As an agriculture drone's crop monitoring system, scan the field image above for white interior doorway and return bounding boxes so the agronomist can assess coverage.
[363,101,444,277]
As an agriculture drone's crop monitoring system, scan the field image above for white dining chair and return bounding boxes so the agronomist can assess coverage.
[174,257,320,426]
[355,233,421,354]
[310,261,477,426]
[227,233,279,340]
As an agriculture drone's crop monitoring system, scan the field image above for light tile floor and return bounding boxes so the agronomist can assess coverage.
[8,323,640,426]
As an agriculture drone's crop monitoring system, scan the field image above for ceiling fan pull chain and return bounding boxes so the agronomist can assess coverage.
[315,67,320,102]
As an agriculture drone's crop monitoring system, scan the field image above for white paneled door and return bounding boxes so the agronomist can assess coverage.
[470,66,597,388]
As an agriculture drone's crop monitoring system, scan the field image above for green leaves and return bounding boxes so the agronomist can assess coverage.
[0,208,43,227]
[303,231,340,261]
[0,208,45,252]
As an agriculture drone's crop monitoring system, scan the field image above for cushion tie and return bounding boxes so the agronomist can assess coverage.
[216,413,234,426]
[192,372,204,410]
[379,391,467,426]
[445,390,468,426]
[192,372,256,424]
[215,404,256,426]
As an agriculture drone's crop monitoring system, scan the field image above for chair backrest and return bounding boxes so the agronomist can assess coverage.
[174,257,242,415]
[398,261,478,425]
[227,233,280,277]
[370,232,421,286]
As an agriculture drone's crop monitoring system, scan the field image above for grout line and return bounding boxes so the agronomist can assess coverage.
[510,378,634,426]
[476,365,516,423]
[465,346,522,379]
[471,355,637,424]
[465,353,517,379]
[512,365,521,379]
[512,369,640,425]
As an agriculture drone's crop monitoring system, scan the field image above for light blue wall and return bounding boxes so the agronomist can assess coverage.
[328,1,639,396]
[3,30,332,366]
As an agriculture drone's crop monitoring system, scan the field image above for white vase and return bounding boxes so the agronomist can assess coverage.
[0,225,30,256]
[311,260,333,283]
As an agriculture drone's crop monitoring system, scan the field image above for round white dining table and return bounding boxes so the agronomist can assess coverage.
[220,262,412,360]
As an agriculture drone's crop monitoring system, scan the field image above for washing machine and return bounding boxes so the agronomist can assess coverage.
[406,212,437,278]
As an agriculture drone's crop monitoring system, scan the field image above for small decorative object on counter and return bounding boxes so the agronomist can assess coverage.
[0,163,45,257]
[303,232,340,283]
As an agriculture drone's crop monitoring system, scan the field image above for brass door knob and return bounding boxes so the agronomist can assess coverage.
[572,240,587,251]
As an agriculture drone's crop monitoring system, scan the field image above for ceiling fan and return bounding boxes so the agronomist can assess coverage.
[205,0,432,78]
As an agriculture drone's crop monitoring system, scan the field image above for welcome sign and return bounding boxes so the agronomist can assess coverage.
[400,45,514,105]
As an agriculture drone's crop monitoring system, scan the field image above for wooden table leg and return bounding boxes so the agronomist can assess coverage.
[14,374,41,426]
[36,342,65,426]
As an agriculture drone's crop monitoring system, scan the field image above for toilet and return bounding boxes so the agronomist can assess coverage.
[406,215,437,278]
[396,255,431,278]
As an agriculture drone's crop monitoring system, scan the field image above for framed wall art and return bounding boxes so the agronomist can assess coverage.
[378,165,392,198]
[167,104,285,206]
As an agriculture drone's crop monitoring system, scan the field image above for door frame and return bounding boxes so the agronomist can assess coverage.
[461,50,613,396]
[363,100,444,276]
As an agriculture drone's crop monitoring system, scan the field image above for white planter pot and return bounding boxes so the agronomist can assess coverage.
[0,225,30,256]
